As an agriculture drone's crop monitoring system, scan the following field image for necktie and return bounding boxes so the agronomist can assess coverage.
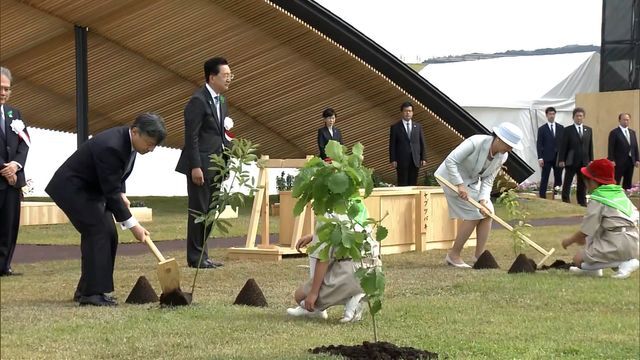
[578,126,583,138]
[624,129,631,144]
[214,95,221,123]
[550,124,555,137]
[123,151,136,179]
[406,123,411,138]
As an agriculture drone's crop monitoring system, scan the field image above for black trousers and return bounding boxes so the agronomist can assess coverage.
[539,160,563,198]
[0,186,21,273]
[396,165,419,186]
[52,189,118,296]
[615,156,635,190]
[562,166,587,206]
[185,173,222,266]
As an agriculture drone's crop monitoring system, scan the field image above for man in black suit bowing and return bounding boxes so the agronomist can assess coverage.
[0,66,30,277]
[46,113,166,306]
[558,107,594,206]
[607,112,640,189]
[317,107,343,159]
[176,57,233,269]
[536,107,564,199]
[389,102,426,186]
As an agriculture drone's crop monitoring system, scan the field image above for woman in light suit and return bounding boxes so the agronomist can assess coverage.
[435,122,524,268]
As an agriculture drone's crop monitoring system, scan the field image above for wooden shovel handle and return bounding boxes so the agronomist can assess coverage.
[144,236,166,262]
[435,175,552,256]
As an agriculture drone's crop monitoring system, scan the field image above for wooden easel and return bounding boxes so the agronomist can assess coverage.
[228,155,313,261]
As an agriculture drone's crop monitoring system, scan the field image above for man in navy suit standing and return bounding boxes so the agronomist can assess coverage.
[558,107,594,206]
[389,102,426,186]
[536,107,564,199]
[46,113,166,306]
[176,57,233,269]
[0,66,29,277]
[608,113,640,190]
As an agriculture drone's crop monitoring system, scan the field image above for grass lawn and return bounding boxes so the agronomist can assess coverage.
[2,223,639,359]
[18,195,585,246]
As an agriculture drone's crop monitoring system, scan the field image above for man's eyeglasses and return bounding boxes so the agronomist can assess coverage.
[219,73,235,81]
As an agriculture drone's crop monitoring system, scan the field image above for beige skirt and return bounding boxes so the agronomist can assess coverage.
[302,259,363,311]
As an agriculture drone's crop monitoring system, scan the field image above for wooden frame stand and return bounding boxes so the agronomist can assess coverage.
[228,156,313,261]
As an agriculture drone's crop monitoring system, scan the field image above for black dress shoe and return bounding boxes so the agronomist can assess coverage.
[0,268,22,277]
[78,294,118,307]
[188,259,217,269]
[209,260,224,267]
[74,291,116,303]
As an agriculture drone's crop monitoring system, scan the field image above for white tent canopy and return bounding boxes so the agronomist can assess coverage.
[420,51,600,184]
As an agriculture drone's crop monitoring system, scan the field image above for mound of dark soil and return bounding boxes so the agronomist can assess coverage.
[473,250,500,269]
[538,259,574,271]
[233,278,268,307]
[125,276,159,304]
[507,254,536,274]
[310,341,438,359]
[159,289,192,306]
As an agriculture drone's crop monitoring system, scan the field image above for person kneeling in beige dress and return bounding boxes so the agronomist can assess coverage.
[561,159,639,279]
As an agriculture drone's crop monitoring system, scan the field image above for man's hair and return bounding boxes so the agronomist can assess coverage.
[400,101,413,112]
[322,107,336,119]
[0,66,12,82]
[204,57,228,82]
[545,107,556,114]
[618,112,631,120]
[132,112,167,144]
[572,107,585,117]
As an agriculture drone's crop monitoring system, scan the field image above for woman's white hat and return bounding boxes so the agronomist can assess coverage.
[492,122,523,150]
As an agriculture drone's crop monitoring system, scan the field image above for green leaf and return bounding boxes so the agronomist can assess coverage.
[293,198,307,217]
[330,226,342,246]
[328,172,350,194]
[352,142,364,157]
[342,230,355,248]
[376,226,388,242]
[325,140,344,161]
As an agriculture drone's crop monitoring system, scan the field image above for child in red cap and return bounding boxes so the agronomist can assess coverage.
[561,159,639,278]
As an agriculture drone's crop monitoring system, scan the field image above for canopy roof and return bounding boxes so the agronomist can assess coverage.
[0,0,533,182]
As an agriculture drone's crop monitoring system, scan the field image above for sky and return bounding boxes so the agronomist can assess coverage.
[315,0,602,62]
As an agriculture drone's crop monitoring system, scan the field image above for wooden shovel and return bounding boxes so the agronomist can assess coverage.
[144,236,181,294]
[435,175,556,266]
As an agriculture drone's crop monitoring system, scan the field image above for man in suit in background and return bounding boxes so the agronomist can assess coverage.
[389,101,426,186]
[317,107,343,160]
[176,57,233,269]
[558,107,594,206]
[536,106,564,199]
[0,66,29,277]
[46,113,166,306]
[607,112,640,190]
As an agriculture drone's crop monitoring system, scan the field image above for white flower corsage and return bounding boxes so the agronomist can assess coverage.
[223,117,235,142]
[10,119,31,147]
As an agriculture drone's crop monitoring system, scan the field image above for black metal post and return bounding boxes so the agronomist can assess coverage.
[75,25,89,147]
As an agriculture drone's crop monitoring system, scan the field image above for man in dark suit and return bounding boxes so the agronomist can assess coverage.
[176,57,233,269]
[46,113,166,306]
[607,112,640,189]
[558,107,594,206]
[389,101,426,186]
[317,107,343,159]
[0,66,29,277]
[536,107,564,199]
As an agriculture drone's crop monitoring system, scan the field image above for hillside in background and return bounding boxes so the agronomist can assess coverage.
[422,44,599,64]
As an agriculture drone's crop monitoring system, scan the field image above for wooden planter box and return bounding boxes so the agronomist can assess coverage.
[278,191,313,246]
[20,202,153,225]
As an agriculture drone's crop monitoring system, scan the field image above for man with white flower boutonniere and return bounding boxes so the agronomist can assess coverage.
[0,66,30,277]
[558,107,594,207]
[176,57,234,269]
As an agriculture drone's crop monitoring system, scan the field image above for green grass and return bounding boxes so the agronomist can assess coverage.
[2,224,638,359]
[19,195,585,246]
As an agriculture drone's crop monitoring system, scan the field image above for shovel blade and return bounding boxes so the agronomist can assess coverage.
[157,258,181,294]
